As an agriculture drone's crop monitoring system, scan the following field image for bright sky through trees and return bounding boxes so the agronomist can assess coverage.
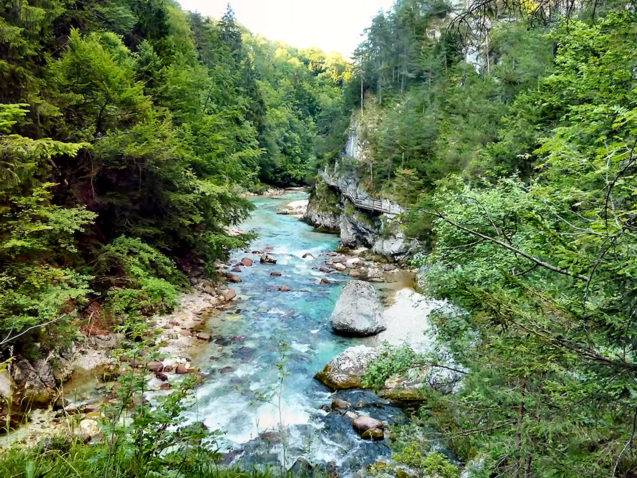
[177,0,396,57]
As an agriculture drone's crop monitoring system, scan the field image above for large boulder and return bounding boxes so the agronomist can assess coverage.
[330,281,385,336]
[372,230,408,257]
[315,345,380,390]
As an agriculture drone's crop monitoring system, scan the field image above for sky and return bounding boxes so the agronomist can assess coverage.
[177,0,396,58]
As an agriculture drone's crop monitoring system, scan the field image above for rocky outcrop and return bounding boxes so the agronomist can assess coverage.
[340,207,377,248]
[372,229,409,257]
[12,359,58,406]
[303,177,341,231]
[330,281,386,336]
[305,167,412,259]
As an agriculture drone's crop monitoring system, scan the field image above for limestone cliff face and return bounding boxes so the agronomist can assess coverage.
[302,178,341,231]
[304,115,416,259]
[305,167,412,260]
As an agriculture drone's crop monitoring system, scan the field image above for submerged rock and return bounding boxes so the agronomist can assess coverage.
[240,257,254,266]
[330,281,385,336]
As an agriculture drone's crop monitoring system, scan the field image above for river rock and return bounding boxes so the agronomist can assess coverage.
[240,257,254,266]
[76,418,100,441]
[175,363,193,374]
[222,289,236,301]
[362,428,385,441]
[288,457,313,475]
[302,252,315,259]
[352,416,385,441]
[344,411,359,421]
[279,285,291,292]
[320,278,330,284]
[270,271,282,277]
[333,263,346,271]
[147,361,163,373]
[196,332,212,342]
[315,345,380,389]
[330,280,385,336]
[331,397,351,410]
[227,273,242,283]
[260,254,277,264]
[0,371,13,405]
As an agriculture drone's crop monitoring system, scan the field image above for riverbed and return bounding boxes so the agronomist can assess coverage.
[184,191,405,475]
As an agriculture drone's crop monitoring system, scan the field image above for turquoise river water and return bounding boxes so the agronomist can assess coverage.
[185,191,405,475]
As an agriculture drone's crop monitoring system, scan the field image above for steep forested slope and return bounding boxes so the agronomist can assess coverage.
[0,0,346,359]
[329,0,637,475]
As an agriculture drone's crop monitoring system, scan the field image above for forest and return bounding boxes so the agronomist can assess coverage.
[0,0,636,476]
[0,0,348,355]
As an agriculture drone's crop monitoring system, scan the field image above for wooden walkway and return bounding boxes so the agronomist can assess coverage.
[345,194,403,215]
[320,169,403,215]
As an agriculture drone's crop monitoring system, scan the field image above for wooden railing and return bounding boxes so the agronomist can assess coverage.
[320,169,403,215]
[346,194,403,215]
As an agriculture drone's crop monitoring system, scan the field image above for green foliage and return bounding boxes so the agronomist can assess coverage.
[343,1,637,475]
[0,0,346,367]
[0,104,94,349]
[247,37,351,185]
[400,10,637,477]
[362,345,418,390]
[394,446,459,478]
[95,236,186,320]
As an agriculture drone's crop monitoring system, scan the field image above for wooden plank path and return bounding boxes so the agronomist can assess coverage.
[319,169,403,215]
[345,194,403,215]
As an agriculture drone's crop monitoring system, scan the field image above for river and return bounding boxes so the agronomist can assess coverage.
[185,191,405,476]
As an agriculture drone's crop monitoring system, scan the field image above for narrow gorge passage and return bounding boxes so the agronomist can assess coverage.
[182,191,405,474]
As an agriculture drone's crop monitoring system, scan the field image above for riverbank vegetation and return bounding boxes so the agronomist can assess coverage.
[2,0,637,475]
[343,0,637,475]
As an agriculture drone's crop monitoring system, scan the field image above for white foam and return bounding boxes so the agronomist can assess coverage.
[291,342,311,353]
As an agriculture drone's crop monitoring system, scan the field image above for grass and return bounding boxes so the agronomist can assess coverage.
[0,436,332,478]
